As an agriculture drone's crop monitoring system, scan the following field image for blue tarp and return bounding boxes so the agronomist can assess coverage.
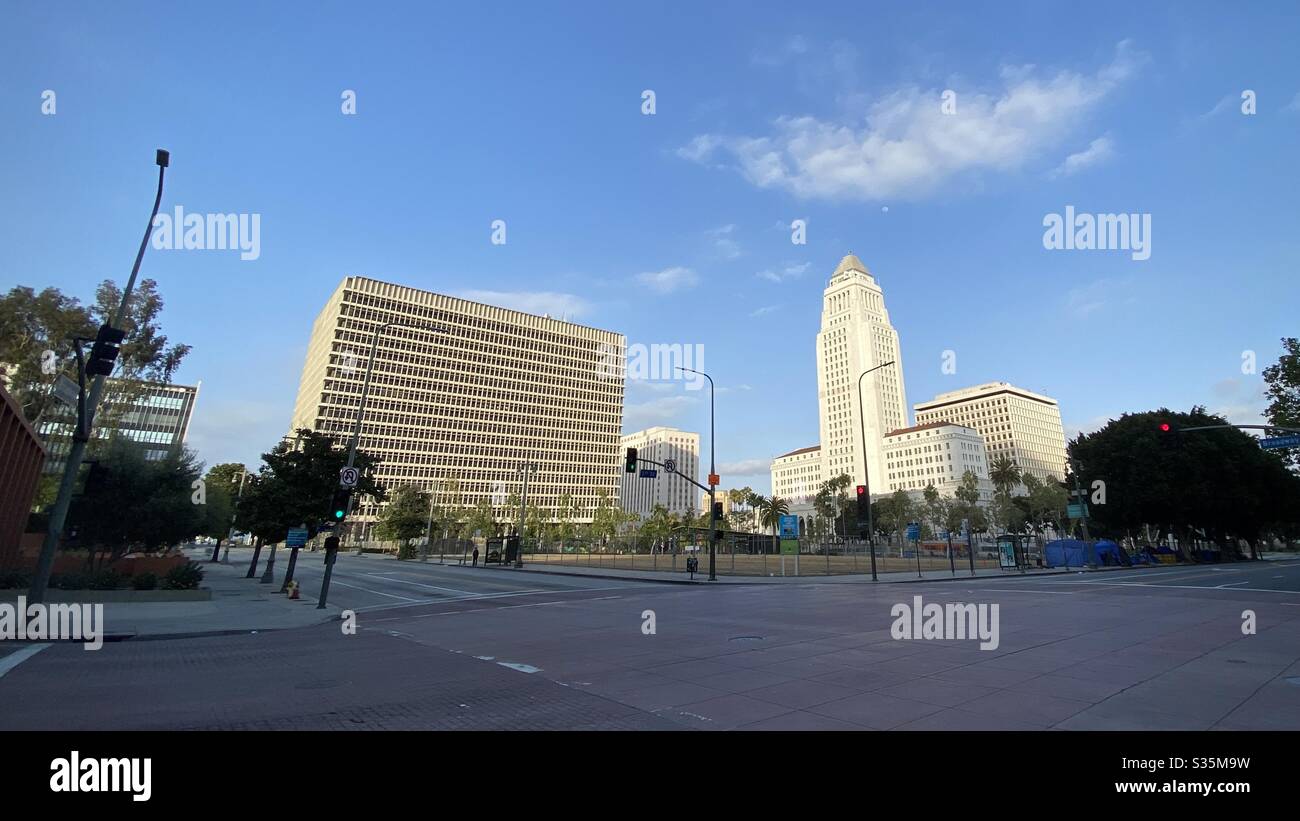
[1045,539,1129,568]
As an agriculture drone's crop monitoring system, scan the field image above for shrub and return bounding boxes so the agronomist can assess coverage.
[52,572,90,590]
[0,571,31,590]
[89,569,126,590]
[131,572,158,591]
[162,562,204,590]
[397,541,416,560]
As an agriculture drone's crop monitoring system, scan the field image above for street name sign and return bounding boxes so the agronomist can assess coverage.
[639,469,658,478]
[1260,434,1300,450]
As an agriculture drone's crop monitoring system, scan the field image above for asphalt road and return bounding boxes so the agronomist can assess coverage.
[234,545,659,612]
[2,558,1298,730]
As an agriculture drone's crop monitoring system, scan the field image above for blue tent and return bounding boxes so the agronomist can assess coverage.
[1045,539,1129,568]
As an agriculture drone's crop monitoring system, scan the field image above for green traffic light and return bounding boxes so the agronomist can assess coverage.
[334,509,344,519]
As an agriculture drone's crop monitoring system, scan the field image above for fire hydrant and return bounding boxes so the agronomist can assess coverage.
[287,580,300,600]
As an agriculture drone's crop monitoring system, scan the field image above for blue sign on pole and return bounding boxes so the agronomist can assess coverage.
[287,527,308,547]
[906,522,920,541]
[1260,434,1300,450]
[779,515,799,538]
[639,468,658,478]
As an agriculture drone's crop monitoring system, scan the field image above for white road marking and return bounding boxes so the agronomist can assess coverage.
[325,580,419,601]
[983,588,1076,595]
[1083,582,1300,595]
[0,644,51,679]
[362,573,475,595]
[497,662,541,673]
[1215,581,1251,588]
[351,584,643,614]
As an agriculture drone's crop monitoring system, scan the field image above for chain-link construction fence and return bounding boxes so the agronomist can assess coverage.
[333,531,1048,577]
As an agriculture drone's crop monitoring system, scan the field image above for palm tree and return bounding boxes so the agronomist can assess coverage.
[757,495,790,553]
[989,455,1022,496]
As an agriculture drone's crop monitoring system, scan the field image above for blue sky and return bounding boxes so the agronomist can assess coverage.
[3,1,1298,494]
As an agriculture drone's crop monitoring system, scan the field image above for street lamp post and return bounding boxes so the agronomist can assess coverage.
[677,366,716,581]
[856,360,895,582]
[29,149,170,605]
[337,320,436,559]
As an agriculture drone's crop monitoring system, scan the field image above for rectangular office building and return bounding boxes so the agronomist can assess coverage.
[291,276,625,533]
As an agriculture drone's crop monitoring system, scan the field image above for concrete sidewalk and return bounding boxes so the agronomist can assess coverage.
[91,549,341,639]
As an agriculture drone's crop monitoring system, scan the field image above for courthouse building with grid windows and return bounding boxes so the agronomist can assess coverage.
[290,276,625,534]
[912,382,1068,483]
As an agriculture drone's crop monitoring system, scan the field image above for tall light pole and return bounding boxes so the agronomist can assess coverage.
[515,462,537,567]
[341,320,436,549]
[29,149,170,605]
[676,366,716,581]
[857,360,895,582]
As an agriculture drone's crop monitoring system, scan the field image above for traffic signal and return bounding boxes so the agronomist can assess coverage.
[625,447,638,473]
[856,485,870,537]
[330,488,353,522]
[1157,421,1181,451]
[85,324,126,377]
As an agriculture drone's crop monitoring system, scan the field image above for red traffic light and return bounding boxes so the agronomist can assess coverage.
[1159,423,1171,432]
[856,485,867,496]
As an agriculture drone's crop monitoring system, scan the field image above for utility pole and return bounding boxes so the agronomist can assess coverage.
[515,463,537,568]
[677,366,716,581]
[422,484,437,562]
[857,360,895,582]
[29,149,169,605]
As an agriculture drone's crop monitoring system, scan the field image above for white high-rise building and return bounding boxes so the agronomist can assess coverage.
[913,382,1068,482]
[882,422,994,503]
[619,426,699,519]
[816,253,909,490]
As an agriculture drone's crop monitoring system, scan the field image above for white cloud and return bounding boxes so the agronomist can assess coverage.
[1194,94,1235,122]
[757,262,811,283]
[456,290,591,319]
[1063,415,1113,443]
[680,41,1145,202]
[1285,92,1300,113]
[623,395,698,431]
[636,266,698,294]
[719,458,770,475]
[1065,278,1136,318]
[750,305,779,317]
[1049,135,1115,179]
[752,35,809,67]
[707,224,741,259]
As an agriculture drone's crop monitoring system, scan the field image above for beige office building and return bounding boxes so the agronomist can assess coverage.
[619,426,699,519]
[913,382,1068,483]
[770,445,824,507]
[882,422,994,503]
[291,276,625,532]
